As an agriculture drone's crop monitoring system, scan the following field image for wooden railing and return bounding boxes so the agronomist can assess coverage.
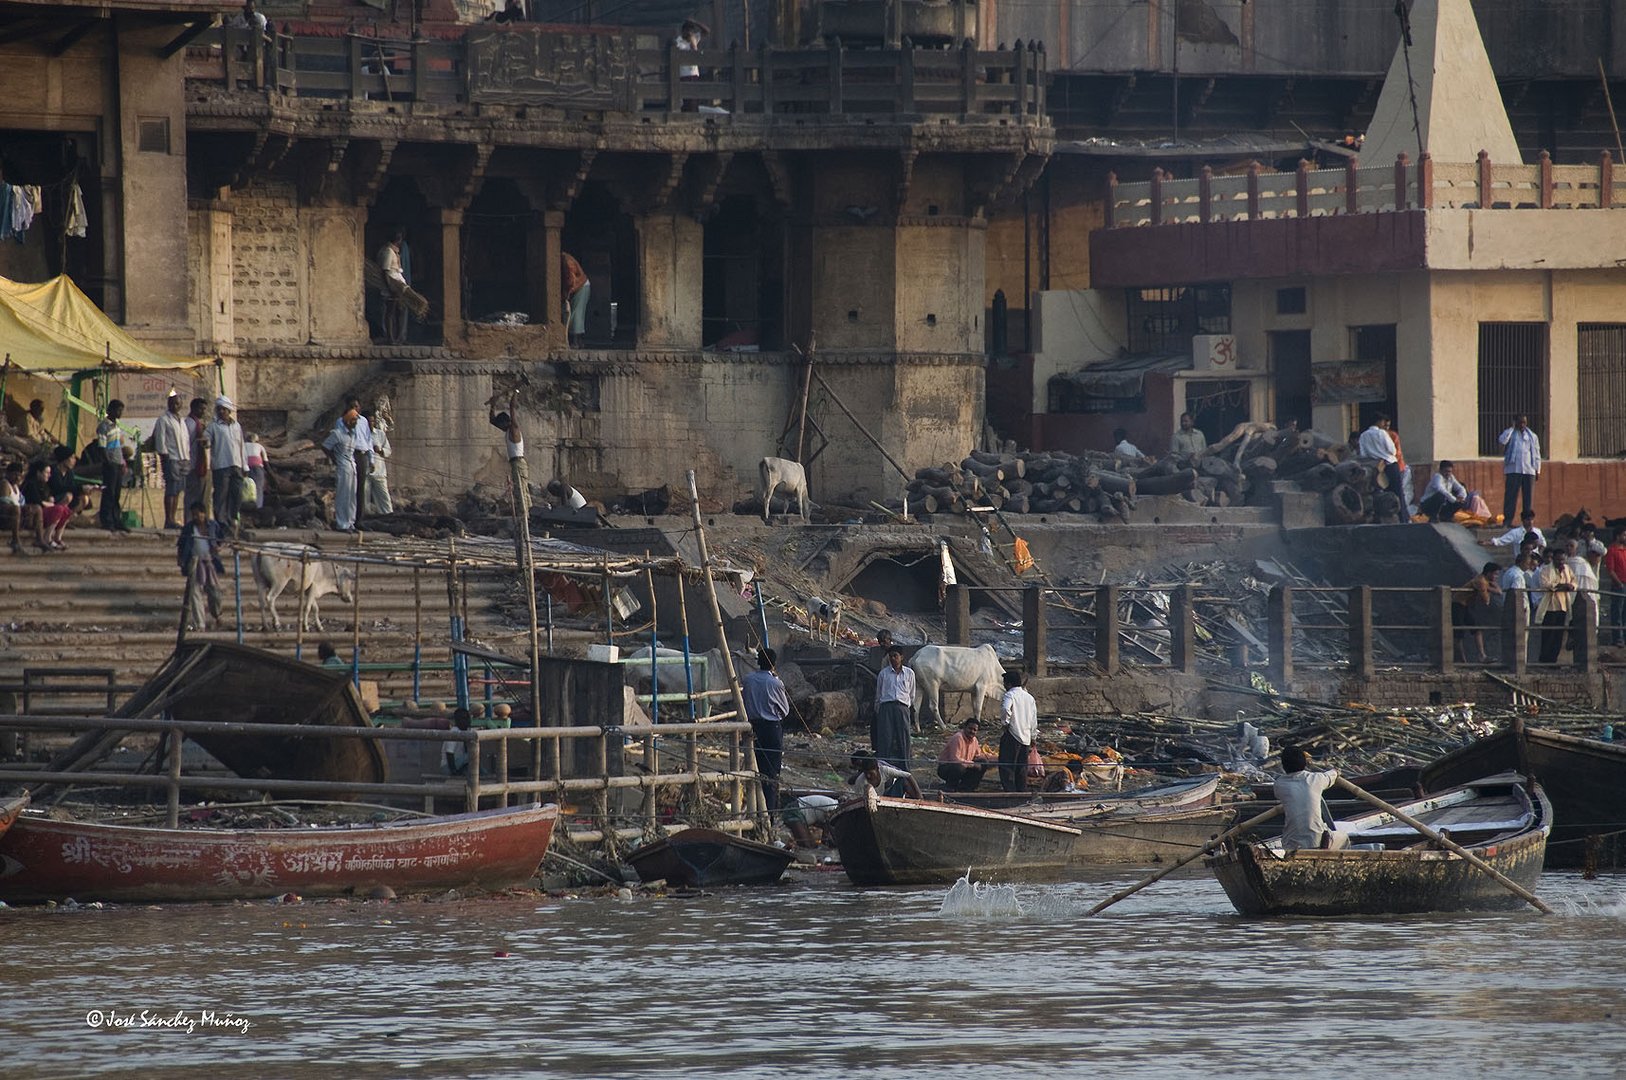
[1106,150,1626,228]
[193,25,1046,119]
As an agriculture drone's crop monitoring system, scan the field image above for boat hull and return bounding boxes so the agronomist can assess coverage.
[1064,806,1236,865]
[1422,725,1626,869]
[1208,779,1551,916]
[626,828,794,887]
[0,803,557,904]
[828,789,1080,886]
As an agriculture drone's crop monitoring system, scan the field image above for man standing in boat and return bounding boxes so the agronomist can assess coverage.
[1276,745,1346,851]
[741,648,790,812]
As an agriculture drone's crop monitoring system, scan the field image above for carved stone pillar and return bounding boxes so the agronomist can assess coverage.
[438,207,464,342]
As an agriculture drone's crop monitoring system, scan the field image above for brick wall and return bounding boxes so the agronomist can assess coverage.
[1418,459,1626,525]
[231,179,307,345]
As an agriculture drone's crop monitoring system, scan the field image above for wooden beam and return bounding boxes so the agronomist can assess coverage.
[50,18,99,56]
[159,19,212,59]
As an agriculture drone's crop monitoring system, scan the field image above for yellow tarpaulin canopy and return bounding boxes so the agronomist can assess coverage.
[0,275,212,374]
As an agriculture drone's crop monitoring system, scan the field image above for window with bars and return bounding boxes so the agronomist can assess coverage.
[1579,324,1626,457]
[1125,285,1230,354]
[1476,323,1547,457]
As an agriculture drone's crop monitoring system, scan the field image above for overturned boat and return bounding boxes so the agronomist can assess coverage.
[626,828,794,888]
[0,802,558,904]
[827,787,1081,886]
[1206,774,1550,917]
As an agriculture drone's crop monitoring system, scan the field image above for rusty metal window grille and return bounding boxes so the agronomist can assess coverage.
[1579,324,1626,457]
[1125,285,1230,354]
[1477,322,1547,457]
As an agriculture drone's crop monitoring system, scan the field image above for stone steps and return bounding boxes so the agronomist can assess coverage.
[0,526,522,701]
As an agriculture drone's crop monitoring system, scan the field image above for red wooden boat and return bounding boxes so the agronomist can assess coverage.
[0,802,558,904]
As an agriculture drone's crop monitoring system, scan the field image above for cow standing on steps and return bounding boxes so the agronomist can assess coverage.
[251,543,356,632]
[757,457,809,523]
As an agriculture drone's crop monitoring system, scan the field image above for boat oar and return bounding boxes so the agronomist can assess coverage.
[1332,776,1553,916]
[1084,804,1284,917]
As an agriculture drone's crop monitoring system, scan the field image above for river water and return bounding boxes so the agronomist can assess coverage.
[5,869,1625,1079]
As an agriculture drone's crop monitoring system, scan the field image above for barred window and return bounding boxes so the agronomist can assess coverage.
[1578,324,1626,457]
[1125,285,1230,354]
[1477,323,1546,456]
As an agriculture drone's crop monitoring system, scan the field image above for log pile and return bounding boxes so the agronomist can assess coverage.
[891,423,1388,523]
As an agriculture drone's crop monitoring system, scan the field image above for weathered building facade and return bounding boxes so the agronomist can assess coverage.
[171,12,1050,507]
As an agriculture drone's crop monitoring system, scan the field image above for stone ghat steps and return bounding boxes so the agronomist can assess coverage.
[0,528,528,700]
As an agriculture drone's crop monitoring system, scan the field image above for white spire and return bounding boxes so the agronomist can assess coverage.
[1360,0,1521,168]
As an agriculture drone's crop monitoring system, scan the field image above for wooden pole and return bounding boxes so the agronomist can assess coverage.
[507,443,544,811]
[412,567,423,703]
[1600,58,1625,162]
[294,547,309,661]
[675,565,698,812]
[165,724,183,827]
[1332,776,1553,915]
[1085,804,1283,917]
[794,338,815,462]
[686,469,759,826]
[811,369,914,484]
[177,555,197,649]
[350,540,363,688]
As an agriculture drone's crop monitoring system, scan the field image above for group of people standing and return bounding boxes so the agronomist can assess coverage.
[1476,513,1626,665]
[737,638,1047,833]
[322,396,394,532]
[151,390,266,535]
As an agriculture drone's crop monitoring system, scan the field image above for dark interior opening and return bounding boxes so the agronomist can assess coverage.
[463,177,532,320]
[702,194,783,349]
[367,176,432,343]
[562,181,637,347]
[0,130,105,311]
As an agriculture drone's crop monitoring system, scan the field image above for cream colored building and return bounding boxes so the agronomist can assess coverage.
[1086,0,1626,511]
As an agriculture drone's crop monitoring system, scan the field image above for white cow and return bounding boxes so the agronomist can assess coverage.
[757,456,809,523]
[251,544,356,632]
[907,644,1007,730]
[620,645,728,695]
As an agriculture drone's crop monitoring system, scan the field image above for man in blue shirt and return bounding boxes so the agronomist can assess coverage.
[1499,414,1542,526]
[741,648,791,812]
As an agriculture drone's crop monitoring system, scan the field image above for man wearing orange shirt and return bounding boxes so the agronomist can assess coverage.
[937,718,994,792]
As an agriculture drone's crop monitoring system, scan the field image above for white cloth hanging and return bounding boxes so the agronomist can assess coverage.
[65,182,88,238]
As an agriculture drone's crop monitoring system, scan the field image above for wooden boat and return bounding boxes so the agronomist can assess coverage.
[38,641,386,794]
[944,773,1221,813]
[625,827,794,887]
[0,802,558,904]
[1421,719,1626,869]
[827,786,1082,886]
[1207,774,1550,917]
[1024,803,1237,865]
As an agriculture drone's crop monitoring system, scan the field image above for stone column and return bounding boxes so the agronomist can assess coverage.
[527,210,565,349]
[635,212,702,349]
[438,208,464,342]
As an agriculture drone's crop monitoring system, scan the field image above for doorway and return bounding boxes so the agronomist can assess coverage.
[1270,330,1313,431]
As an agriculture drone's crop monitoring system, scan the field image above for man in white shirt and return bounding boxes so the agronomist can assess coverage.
[997,669,1038,792]
[1566,540,1601,647]
[1168,412,1207,456]
[874,647,916,792]
[1498,414,1541,527]
[152,390,190,530]
[847,753,921,800]
[1357,415,1402,500]
[1498,551,1538,620]
[1275,745,1345,851]
[323,406,367,532]
[205,395,247,535]
[1483,509,1544,551]
[365,400,393,516]
[1418,460,1468,523]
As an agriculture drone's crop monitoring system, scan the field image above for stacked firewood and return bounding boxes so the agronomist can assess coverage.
[897,423,1375,522]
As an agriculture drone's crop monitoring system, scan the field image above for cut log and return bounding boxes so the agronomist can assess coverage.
[1089,470,1137,496]
[1326,483,1366,525]
[1335,459,1380,491]
[1132,468,1198,496]
[1298,462,1340,493]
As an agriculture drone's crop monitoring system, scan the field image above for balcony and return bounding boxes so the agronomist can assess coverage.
[1091,151,1626,288]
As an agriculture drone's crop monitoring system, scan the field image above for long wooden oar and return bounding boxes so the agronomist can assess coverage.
[1333,776,1553,915]
[1085,803,1283,917]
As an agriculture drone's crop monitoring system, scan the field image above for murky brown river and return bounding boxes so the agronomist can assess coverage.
[4,869,1625,1078]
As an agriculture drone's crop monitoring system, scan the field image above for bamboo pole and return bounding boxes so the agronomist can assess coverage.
[676,563,698,814]
[811,369,913,484]
[165,724,183,827]
[350,535,362,687]
[412,568,423,703]
[686,470,758,827]
[1333,776,1553,915]
[295,547,309,661]
[1085,804,1283,917]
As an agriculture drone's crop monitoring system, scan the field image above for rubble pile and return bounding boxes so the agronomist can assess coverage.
[892,423,1409,524]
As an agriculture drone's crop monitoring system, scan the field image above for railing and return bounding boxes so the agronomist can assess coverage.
[0,712,758,844]
[942,582,1624,682]
[192,26,1046,119]
[1106,151,1626,228]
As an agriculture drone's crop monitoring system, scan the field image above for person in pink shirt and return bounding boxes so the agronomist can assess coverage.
[936,718,995,792]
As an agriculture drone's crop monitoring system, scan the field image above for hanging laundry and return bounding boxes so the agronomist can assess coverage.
[26,185,43,215]
[11,184,36,235]
[65,181,88,239]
